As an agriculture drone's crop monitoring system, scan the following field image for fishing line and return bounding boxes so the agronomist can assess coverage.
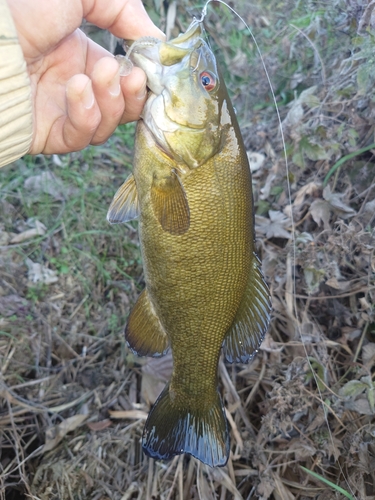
[198,1,357,497]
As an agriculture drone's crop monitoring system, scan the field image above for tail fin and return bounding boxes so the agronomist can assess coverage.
[142,384,229,467]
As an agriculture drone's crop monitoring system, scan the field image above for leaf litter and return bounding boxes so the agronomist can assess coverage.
[1,0,375,499]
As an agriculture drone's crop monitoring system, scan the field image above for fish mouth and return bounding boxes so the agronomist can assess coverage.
[131,29,213,130]
[128,20,205,93]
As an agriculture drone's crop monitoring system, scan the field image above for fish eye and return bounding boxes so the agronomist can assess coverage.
[200,71,216,91]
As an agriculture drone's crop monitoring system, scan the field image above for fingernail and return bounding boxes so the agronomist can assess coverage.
[136,82,147,100]
[109,72,121,97]
[81,80,95,109]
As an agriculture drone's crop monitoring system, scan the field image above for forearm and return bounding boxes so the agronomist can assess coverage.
[0,0,32,168]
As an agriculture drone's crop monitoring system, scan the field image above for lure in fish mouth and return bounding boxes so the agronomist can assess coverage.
[108,20,271,467]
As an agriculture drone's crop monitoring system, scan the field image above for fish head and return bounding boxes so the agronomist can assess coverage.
[129,22,226,169]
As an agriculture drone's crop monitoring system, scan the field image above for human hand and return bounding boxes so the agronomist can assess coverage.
[6,0,165,155]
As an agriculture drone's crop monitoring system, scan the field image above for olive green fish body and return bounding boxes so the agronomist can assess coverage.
[107,21,271,467]
[136,120,252,397]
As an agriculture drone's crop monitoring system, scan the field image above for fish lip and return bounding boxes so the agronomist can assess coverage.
[170,19,203,46]
[128,19,204,69]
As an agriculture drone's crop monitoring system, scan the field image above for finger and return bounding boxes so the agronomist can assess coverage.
[7,0,83,62]
[83,0,165,41]
[119,66,148,124]
[63,74,102,151]
[90,56,126,144]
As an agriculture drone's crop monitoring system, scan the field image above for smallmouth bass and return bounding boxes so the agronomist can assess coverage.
[108,20,271,467]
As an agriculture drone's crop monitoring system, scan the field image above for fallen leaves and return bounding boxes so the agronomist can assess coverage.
[247,151,266,172]
[26,258,59,284]
[283,86,320,129]
[87,419,112,431]
[41,414,88,453]
[10,220,46,244]
[141,351,173,405]
[256,210,292,239]
[0,294,29,317]
[339,375,375,415]
[108,410,148,420]
[24,171,73,202]
[310,185,356,229]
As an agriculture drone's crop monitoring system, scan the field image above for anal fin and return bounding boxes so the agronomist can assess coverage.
[125,289,169,357]
[223,253,271,364]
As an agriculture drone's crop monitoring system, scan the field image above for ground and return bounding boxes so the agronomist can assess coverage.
[0,0,374,499]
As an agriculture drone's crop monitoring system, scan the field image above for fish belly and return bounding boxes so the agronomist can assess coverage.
[137,128,253,405]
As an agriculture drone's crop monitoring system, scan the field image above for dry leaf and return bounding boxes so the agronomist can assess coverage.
[309,186,356,228]
[87,419,112,431]
[0,294,29,317]
[257,474,275,500]
[359,297,372,311]
[259,172,276,200]
[247,152,266,172]
[41,414,88,453]
[26,258,59,284]
[256,211,292,239]
[10,220,46,243]
[283,86,319,128]
[260,332,283,353]
[0,230,10,246]
[362,199,375,225]
[24,171,76,201]
[108,410,147,420]
[293,181,321,207]
[323,185,356,217]
[345,397,374,416]
[141,351,173,405]
[325,277,350,290]
[362,343,375,369]
[309,199,331,229]
[284,102,304,127]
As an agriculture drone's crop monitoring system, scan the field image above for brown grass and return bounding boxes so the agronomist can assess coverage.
[1,0,374,499]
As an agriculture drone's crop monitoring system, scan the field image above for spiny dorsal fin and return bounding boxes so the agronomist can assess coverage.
[142,383,229,467]
[223,253,271,364]
[151,169,190,235]
[125,289,169,357]
[107,174,139,224]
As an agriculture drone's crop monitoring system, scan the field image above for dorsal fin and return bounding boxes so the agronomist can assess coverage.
[223,253,271,363]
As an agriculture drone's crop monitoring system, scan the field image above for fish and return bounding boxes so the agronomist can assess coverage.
[107,19,271,467]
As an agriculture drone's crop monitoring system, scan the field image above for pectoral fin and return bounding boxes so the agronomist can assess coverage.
[151,169,190,235]
[223,253,271,364]
[125,289,169,357]
[107,174,139,224]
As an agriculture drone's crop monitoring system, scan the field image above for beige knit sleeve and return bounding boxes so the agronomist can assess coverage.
[0,0,33,168]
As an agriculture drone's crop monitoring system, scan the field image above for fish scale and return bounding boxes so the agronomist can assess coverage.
[107,20,271,466]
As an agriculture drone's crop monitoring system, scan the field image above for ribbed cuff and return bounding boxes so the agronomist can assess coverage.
[0,0,33,168]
